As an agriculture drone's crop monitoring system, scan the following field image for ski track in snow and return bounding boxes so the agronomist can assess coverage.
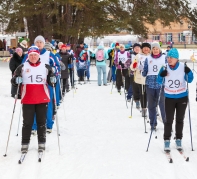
[1,61,197,179]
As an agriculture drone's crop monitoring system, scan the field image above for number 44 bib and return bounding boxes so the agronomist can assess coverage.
[22,62,47,84]
[164,62,186,95]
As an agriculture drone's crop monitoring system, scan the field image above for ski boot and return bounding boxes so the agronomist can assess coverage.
[164,140,171,152]
[38,143,45,152]
[21,144,29,153]
[175,139,183,150]
[142,108,147,117]
[135,101,140,109]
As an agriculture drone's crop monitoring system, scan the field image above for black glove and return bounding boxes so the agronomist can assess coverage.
[184,66,191,74]
[45,64,55,73]
[14,64,24,76]
[160,69,167,77]
[119,61,124,68]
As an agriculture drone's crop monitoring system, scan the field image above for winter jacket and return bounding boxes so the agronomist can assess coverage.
[142,53,167,89]
[95,45,109,66]
[22,48,60,74]
[60,52,72,79]
[130,53,150,85]
[157,62,193,98]
[9,52,24,75]
[18,43,28,54]
[75,47,84,61]
[11,61,52,104]
[67,49,75,68]
[114,50,131,69]
[76,57,87,70]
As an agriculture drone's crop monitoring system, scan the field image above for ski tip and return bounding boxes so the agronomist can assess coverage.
[18,160,22,164]
[38,158,41,162]
[169,159,173,163]
[3,154,7,157]
[186,157,189,162]
[155,136,157,139]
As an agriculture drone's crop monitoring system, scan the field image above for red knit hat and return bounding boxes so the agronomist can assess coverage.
[61,44,67,49]
[115,43,120,47]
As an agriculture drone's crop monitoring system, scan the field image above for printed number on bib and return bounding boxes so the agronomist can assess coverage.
[153,65,158,72]
[168,80,180,88]
[28,75,43,83]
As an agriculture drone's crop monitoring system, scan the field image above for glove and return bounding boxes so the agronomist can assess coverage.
[119,61,124,68]
[133,62,137,69]
[184,66,191,74]
[15,77,22,84]
[160,69,167,77]
[45,64,55,73]
[50,76,57,84]
[138,64,144,71]
[14,64,24,76]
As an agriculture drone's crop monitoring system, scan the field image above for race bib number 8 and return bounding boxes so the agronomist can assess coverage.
[153,65,158,72]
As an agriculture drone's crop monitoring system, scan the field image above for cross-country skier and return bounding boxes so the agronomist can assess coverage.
[114,44,131,93]
[11,46,57,153]
[127,43,141,108]
[157,48,193,151]
[142,42,166,130]
[130,43,151,116]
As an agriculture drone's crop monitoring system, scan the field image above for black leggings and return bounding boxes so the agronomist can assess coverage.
[61,78,69,92]
[116,69,130,91]
[133,83,147,107]
[22,103,48,144]
[164,96,188,140]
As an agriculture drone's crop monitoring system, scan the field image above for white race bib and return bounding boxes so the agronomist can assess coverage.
[40,51,50,64]
[137,54,149,68]
[164,62,187,95]
[22,62,47,84]
[118,52,128,63]
[147,55,166,76]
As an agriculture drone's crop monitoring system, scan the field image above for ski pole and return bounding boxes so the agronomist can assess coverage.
[142,84,147,133]
[58,77,66,120]
[146,79,164,151]
[185,63,194,151]
[121,68,128,108]
[129,97,134,118]
[16,104,22,136]
[52,84,61,155]
[4,83,20,157]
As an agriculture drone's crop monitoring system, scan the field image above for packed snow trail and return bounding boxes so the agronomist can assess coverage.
[1,61,197,179]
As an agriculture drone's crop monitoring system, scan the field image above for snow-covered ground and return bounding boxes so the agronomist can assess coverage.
[1,61,197,179]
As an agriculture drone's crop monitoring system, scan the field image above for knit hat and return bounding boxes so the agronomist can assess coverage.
[67,43,71,47]
[141,43,151,49]
[119,44,125,49]
[84,44,88,48]
[21,40,27,45]
[15,47,23,53]
[28,46,40,55]
[115,42,120,47]
[151,42,161,50]
[61,44,67,49]
[44,42,52,51]
[133,43,141,49]
[58,42,63,47]
[34,35,45,45]
[167,48,179,59]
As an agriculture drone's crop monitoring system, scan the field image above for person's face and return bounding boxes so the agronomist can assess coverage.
[167,47,171,50]
[142,47,150,54]
[28,53,39,63]
[167,57,177,66]
[61,47,67,53]
[17,51,23,57]
[35,41,44,50]
[58,44,62,49]
[80,44,84,48]
[152,47,160,55]
[134,46,141,54]
[66,46,71,50]
[120,46,125,51]
[81,56,84,60]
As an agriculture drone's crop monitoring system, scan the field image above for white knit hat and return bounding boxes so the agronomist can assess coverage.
[34,35,45,45]
[151,42,161,50]
[119,44,125,49]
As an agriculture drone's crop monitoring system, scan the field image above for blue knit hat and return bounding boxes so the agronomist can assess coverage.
[167,48,179,59]
[84,45,88,48]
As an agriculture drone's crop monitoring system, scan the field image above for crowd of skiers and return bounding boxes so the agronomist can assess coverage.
[8,35,194,154]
